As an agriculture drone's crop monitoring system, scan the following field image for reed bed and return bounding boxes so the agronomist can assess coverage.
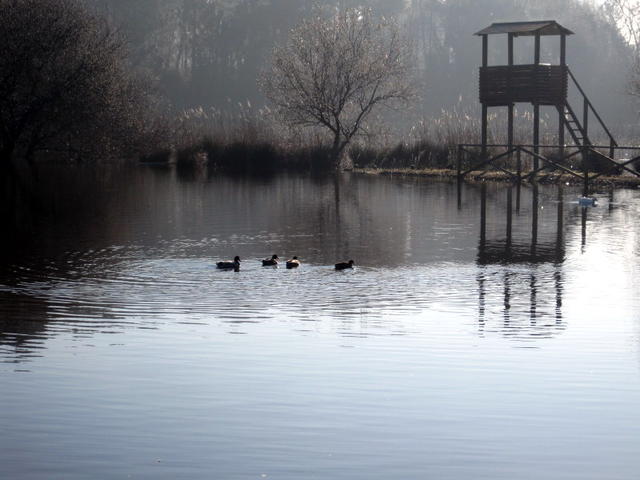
[141,104,640,176]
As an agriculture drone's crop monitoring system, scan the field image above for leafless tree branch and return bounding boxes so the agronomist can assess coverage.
[260,7,414,170]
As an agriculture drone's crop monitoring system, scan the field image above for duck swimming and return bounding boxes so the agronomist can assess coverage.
[286,256,300,269]
[217,256,240,271]
[335,259,354,270]
[262,254,279,266]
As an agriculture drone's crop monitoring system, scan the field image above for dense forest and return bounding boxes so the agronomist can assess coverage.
[88,0,635,128]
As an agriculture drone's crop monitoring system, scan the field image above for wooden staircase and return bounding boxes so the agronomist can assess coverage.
[557,102,590,147]
[557,68,617,153]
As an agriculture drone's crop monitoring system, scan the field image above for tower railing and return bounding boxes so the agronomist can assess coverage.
[456,143,640,194]
[565,67,617,157]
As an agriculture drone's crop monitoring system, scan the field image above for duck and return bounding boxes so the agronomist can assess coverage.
[262,254,279,266]
[217,256,240,271]
[286,256,301,269]
[335,259,354,270]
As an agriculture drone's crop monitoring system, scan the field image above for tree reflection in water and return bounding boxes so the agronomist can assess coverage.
[0,291,49,364]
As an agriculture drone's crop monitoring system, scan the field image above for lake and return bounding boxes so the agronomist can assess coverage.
[1,164,640,479]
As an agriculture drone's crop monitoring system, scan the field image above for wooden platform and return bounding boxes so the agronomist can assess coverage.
[479,64,568,106]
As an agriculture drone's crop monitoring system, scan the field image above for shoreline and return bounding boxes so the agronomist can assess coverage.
[353,167,640,188]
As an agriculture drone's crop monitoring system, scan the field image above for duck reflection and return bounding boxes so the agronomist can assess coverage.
[476,184,566,339]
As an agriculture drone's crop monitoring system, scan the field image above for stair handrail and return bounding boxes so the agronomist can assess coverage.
[561,102,589,145]
[567,67,618,147]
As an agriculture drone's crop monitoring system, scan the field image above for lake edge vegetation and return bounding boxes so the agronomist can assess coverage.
[0,0,170,170]
[144,100,640,179]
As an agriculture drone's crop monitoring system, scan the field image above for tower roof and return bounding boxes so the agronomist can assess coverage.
[475,20,573,37]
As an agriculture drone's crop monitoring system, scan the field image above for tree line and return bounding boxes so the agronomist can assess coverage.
[86,0,635,119]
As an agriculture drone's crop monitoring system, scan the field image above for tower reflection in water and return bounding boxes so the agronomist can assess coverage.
[474,183,566,340]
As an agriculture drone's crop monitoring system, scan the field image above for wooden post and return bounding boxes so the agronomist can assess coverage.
[558,105,565,157]
[583,146,589,197]
[508,104,514,158]
[533,33,540,171]
[609,139,615,160]
[583,97,589,145]
[558,104,565,157]
[482,104,488,158]
[508,33,514,65]
[609,187,614,213]
[559,35,566,158]
[482,34,488,67]
[457,145,462,211]
[533,103,540,171]
[516,146,522,180]
[481,34,488,158]
[508,33,514,167]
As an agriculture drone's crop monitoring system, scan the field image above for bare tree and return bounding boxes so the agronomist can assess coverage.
[0,0,159,166]
[261,7,413,170]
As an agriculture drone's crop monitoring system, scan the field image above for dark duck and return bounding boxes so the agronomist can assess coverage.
[262,254,279,266]
[217,256,240,271]
[335,260,354,270]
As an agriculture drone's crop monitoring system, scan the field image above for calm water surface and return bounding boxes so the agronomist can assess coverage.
[2,166,640,479]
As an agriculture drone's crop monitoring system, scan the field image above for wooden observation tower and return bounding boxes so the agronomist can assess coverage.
[458,20,640,190]
[476,20,581,160]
